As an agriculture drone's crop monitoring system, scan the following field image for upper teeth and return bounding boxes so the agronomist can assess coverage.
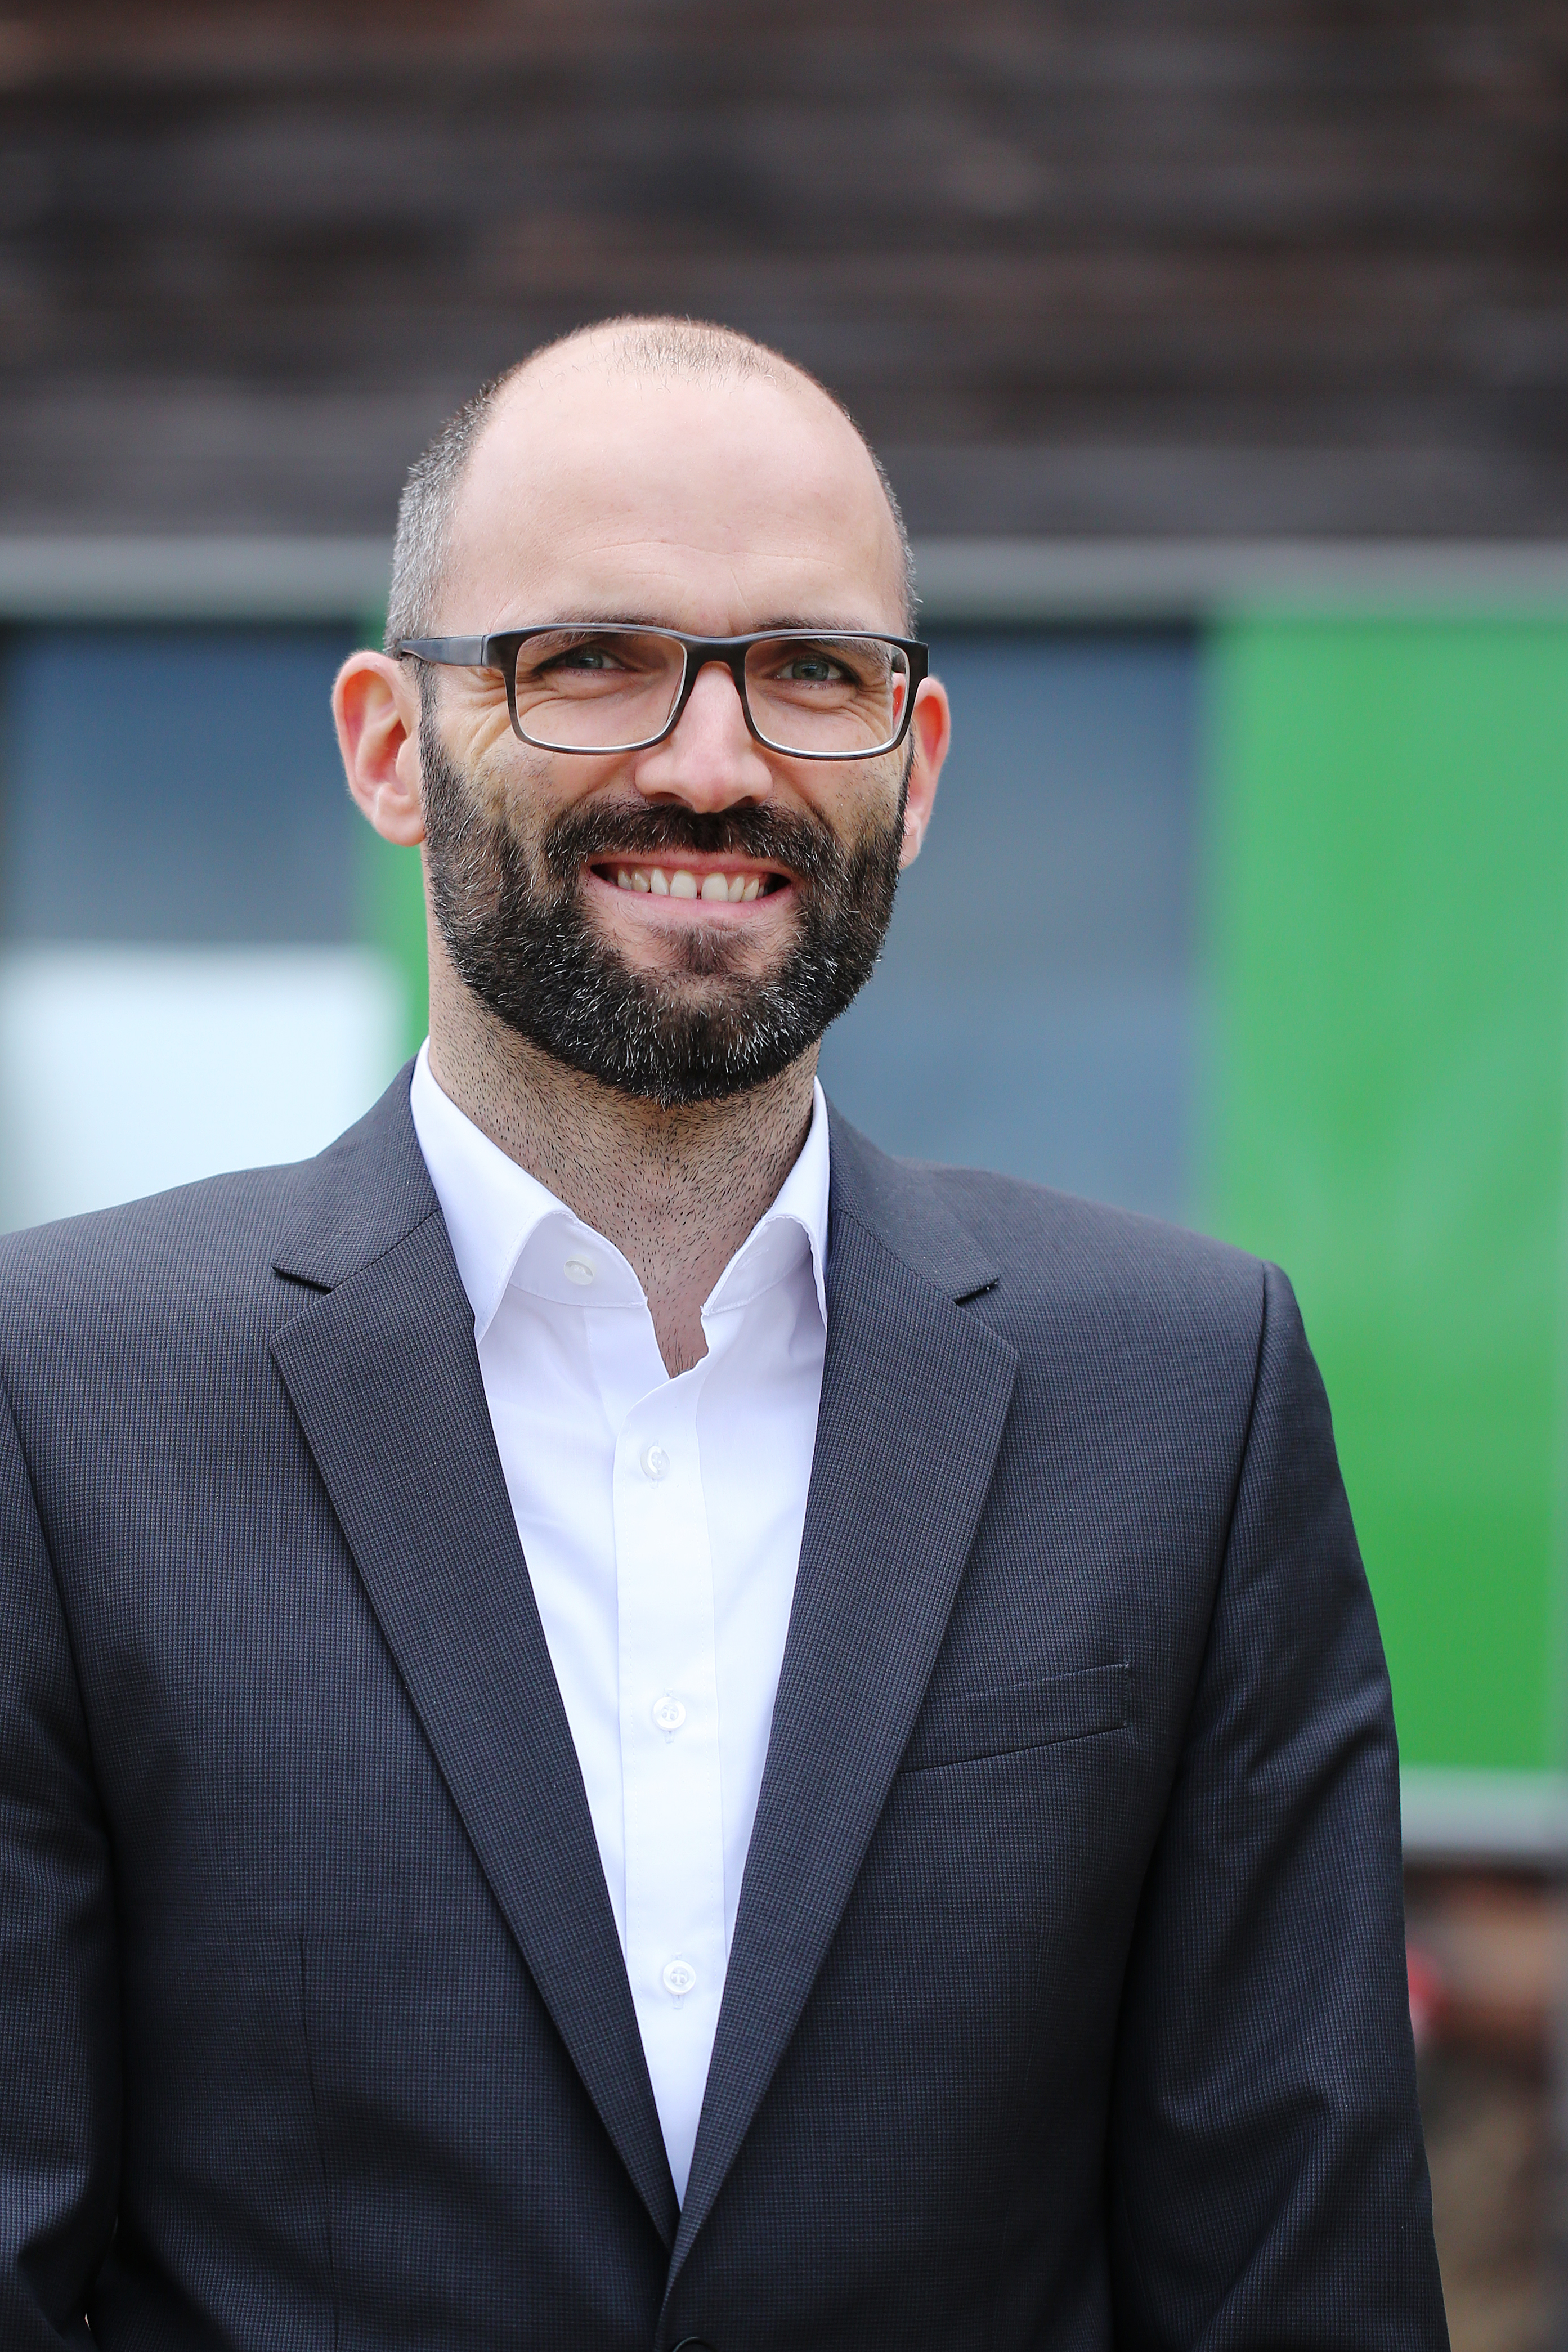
[614,868,764,903]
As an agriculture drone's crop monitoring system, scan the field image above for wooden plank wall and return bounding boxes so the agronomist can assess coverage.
[2,0,1566,537]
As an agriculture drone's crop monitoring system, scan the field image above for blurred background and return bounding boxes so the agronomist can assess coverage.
[3,3,1566,2339]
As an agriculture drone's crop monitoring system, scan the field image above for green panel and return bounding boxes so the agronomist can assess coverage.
[356,825,428,1065]
[1205,616,1568,1772]
[350,603,428,1063]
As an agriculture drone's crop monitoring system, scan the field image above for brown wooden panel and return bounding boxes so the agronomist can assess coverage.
[3,0,1566,535]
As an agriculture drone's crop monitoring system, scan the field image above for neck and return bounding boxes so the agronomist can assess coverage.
[426,950,819,1377]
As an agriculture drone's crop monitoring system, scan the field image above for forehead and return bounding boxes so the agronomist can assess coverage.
[439,360,906,635]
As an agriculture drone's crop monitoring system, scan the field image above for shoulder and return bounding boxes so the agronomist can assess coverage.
[922,1159,1262,1317]
[935,1159,1269,1375]
[831,1103,1265,1319]
[830,1114,1275,1399]
[0,1063,431,1371]
[866,1158,1302,1532]
[0,1159,319,1358]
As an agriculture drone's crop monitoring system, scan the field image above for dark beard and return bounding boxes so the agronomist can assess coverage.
[419,703,906,1107]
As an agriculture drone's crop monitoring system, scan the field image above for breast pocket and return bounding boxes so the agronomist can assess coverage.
[899,1660,1131,1771]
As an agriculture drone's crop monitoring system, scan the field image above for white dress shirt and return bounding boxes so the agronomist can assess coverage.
[408,1043,829,2201]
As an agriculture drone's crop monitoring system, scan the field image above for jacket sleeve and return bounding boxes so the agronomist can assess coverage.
[0,1368,118,2346]
[1107,1262,1449,2349]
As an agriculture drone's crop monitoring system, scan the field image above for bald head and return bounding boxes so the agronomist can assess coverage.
[384,317,915,653]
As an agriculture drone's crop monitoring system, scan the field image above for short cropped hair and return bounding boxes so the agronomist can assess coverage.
[383,316,916,651]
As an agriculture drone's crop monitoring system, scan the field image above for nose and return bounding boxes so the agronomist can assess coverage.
[631,658,774,812]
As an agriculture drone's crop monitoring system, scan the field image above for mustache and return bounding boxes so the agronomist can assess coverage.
[539,796,849,888]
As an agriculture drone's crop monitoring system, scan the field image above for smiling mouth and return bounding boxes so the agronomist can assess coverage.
[590,861,791,905]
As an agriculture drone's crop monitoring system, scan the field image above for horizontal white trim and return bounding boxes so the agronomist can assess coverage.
[913,537,1568,622]
[3,535,1568,626]
[1400,1767,1568,1865]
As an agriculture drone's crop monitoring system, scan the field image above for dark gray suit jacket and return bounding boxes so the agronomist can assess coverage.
[0,1069,1446,2350]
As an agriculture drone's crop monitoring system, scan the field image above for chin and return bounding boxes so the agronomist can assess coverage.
[603,920,779,989]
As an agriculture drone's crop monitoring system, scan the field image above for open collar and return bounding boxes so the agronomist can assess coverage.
[271,1060,987,1318]
[407,1040,830,1342]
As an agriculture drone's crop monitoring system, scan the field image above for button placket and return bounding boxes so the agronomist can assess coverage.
[614,1375,726,2193]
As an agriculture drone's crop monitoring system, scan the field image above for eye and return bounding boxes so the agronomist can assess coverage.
[545,640,628,674]
[775,652,844,684]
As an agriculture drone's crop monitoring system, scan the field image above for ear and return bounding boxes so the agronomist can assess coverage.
[333,651,425,846]
[899,675,951,868]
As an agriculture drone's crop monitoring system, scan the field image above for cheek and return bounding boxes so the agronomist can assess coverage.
[801,758,905,852]
[462,739,579,837]
[432,682,517,776]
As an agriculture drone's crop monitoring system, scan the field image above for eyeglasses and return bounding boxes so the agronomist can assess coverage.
[397,625,929,761]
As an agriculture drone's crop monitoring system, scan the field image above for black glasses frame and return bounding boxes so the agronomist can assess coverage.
[397,625,930,760]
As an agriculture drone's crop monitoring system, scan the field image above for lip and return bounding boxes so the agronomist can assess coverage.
[584,854,796,920]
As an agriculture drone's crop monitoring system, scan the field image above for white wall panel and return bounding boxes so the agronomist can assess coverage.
[0,946,405,1231]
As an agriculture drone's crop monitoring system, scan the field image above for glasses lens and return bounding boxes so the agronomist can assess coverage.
[512,629,685,751]
[744,636,910,756]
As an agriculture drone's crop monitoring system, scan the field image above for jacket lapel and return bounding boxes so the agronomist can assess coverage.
[268,1074,678,2247]
[669,1113,1019,2278]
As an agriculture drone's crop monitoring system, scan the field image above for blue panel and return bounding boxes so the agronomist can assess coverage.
[818,629,1200,1218]
[1,626,358,944]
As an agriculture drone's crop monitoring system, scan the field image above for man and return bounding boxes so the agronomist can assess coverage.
[1,317,1446,2350]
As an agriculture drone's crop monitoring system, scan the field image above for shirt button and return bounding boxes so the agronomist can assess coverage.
[652,1694,687,1734]
[662,1959,697,1999]
[640,1444,670,1481]
[563,1254,595,1287]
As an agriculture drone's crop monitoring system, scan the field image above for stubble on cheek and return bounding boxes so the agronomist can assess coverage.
[463,743,556,882]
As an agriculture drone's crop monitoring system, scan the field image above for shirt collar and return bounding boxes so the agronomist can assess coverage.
[706,1076,830,1329]
[408,1041,830,1344]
